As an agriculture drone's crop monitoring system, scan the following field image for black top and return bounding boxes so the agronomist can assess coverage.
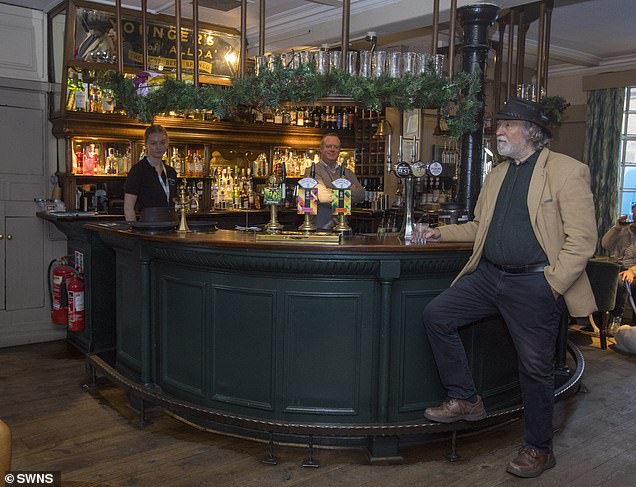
[124,157,178,211]
[483,151,548,266]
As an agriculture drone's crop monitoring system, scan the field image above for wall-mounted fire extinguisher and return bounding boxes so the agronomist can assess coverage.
[48,257,75,325]
[67,274,85,332]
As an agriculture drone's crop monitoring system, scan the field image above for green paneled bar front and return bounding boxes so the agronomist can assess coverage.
[85,223,578,458]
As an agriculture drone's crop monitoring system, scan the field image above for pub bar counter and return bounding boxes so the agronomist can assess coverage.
[82,223,584,460]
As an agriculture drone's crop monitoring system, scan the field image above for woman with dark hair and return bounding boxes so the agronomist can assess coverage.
[124,124,177,221]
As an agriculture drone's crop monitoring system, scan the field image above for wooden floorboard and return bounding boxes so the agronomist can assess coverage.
[1,334,636,487]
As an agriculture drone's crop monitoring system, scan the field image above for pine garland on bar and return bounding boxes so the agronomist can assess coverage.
[105,63,483,138]
[540,95,570,128]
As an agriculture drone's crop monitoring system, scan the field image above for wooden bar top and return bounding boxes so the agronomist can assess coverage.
[85,221,473,253]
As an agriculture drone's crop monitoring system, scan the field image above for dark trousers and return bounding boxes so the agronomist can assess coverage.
[423,259,565,451]
[611,277,634,318]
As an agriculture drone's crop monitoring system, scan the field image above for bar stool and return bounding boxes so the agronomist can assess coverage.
[585,259,620,349]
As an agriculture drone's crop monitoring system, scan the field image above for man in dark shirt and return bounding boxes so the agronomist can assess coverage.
[305,134,365,229]
[418,98,597,478]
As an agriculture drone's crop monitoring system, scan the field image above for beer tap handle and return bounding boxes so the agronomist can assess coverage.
[281,161,287,201]
[310,162,316,179]
[411,135,417,163]
[386,134,392,174]
[397,135,403,163]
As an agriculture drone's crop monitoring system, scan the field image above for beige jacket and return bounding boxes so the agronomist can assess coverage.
[439,148,598,317]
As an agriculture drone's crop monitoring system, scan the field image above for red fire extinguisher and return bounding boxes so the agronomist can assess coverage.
[49,257,75,325]
[67,274,85,332]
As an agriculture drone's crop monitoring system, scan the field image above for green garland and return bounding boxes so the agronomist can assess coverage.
[540,95,570,127]
[105,64,483,138]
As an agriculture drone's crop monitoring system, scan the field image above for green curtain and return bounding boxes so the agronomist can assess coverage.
[583,88,625,253]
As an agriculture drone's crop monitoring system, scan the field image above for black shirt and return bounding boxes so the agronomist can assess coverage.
[483,151,548,266]
[124,157,178,211]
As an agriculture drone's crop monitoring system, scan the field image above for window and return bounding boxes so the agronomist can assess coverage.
[618,87,636,216]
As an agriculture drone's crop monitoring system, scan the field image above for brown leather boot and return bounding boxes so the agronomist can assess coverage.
[506,446,556,478]
[423,396,486,423]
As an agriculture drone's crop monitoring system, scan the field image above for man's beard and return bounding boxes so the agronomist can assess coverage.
[497,140,512,157]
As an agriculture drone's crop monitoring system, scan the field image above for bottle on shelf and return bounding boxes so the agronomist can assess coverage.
[106,147,118,174]
[274,108,283,125]
[296,107,305,127]
[170,147,183,177]
[83,144,95,175]
[194,149,204,177]
[75,72,87,112]
[263,106,274,123]
[101,88,115,114]
[66,70,77,112]
[124,146,132,174]
[74,144,83,175]
[89,84,101,113]
[185,149,194,177]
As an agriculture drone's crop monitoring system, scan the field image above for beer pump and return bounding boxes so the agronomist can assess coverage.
[263,165,284,232]
[176,179,191,233]
[297,162,318,232]
[331,161,352,234]
[392,135,425,244]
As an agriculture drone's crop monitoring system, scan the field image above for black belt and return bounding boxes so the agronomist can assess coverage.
[488,261,547,274]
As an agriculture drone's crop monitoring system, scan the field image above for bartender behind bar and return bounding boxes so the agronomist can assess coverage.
[124,124,177,222]
[305,134,364,229]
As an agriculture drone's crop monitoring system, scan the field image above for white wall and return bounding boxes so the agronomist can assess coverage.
[0,3,67,347]
[0,3,47,82]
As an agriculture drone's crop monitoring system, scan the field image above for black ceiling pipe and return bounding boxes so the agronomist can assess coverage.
[456,3,499,217]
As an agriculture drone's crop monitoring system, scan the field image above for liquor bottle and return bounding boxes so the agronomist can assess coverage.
[304,107,313,128]
[74,144,83,175]
[342,107,349,130]
[101,88,115,113]
[210,173,219,209]
[75,72,87,112]
[232,183,240,208]
[296,107,304,127]
[66,71,77,111]
[83,144,95,175]
[336,106,343,130]
[124,146,132,174]
[92,144,103,174]
[321,106,329,129]
[263,106,274,123]
[254,107,264,123]
[116,150,126,175]
[106,147,118,174]
[274,108,283,125]
[185,149,194,177]
[170,148,182,177]
[89,84,101,113]
[194,150,203,177]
